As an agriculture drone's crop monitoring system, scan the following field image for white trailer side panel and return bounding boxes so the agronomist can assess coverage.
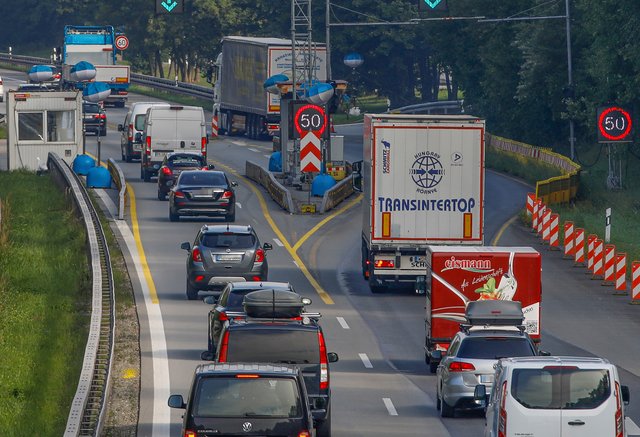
[367,114,485,245]
[7,91,83,171]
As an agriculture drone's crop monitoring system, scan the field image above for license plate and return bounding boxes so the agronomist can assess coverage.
[154,152,166,158]
[480,374,494,384]
[193,194,213,199]
[216,254,242,263]
[133,144,142,151]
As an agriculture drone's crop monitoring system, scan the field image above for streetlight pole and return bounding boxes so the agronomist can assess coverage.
[565,0,576,161]
[326,0,331,80]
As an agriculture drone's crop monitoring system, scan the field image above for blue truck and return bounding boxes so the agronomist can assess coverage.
[61,25,130,107]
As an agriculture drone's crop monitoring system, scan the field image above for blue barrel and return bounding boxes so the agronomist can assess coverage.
[268,151,282,172]
[73,154,96,175]
[311,173,336,197]
[86,166,112,188]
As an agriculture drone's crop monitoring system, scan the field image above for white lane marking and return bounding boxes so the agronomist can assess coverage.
[264,154,271,158]
[627,417,640,435]
[336,317,350,329]
[248,147,259,153]
[359,353,373,369]
[231,140,247,146]
[236,202,242,209]
[273,238,284,247]
[383,398,398,416]
[293,260,299,268]
[95,189,171,435]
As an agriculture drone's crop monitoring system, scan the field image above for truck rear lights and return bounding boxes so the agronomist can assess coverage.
[374,259,394,268]
[191,247,203,263]
[318,332,329,390]
[161,166,172,176]
[298,432,311,437]
[251,276,261,281]
[254,249,265,263]
[145,136,151,156]
[184,431,196,437]
[236,374,260,378]
[201,137,207,155]
[448,361,475,372]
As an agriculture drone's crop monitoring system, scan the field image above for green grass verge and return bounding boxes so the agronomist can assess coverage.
[0,124,6,140]
[486,147,562,186]
[0,171,90,436]
[129,84,212,109]
[332,94,390,124]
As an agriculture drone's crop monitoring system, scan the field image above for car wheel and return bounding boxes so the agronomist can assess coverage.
[436,392,441,411]
[157,190,165,201]
[207,331,214,352]
[169,209,179,222]
[186,280,198,300]
[315,406,331,437]
[125,148,132,163]
[143,169,151,182]
[439,392,455,418]
[140,167,144,180]
[100,128,107,136]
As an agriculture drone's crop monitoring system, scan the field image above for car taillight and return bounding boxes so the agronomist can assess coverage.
[174,191,185,199]
[498,380,507,437]
[448,361,476,372]
[318,332,329,390]
[98,113,106,119]
[191,247,203,263]
[161,166,172,176]
[201,137,207,155]
[254,248,265,263]
[145,136,151,156]
[201,166,209,171]
[185,431,196,437]
[615,382,624,437]
[298,432,311,437]
[218,331,229,362]
[221,190,233,199]
[128,124,133,142]
[374,259,394,268]
[218,311,228,321]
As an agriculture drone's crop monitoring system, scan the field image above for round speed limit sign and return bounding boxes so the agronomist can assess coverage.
[293,104,327,139]
[115,35,129,51]
[597,106,632,142]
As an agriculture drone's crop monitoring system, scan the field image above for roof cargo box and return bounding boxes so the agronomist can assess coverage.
[465,300,524,326]
[243,289,305,318]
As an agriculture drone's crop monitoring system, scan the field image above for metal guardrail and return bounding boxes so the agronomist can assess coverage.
[245,160,294,213]
[320,174,355,213]
[47,152,115,437]
[107,158,126,220]
[392,99,464,115]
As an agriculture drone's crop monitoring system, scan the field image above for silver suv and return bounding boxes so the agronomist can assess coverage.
[180,225,272,300]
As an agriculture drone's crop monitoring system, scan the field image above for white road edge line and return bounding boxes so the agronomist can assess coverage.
[336,317,350,329]
[273,238,284,247]
[382,398,398,416]
[264,154,271,158]
[236,202,242,209]
[248,147,259,153]
[293,260,299,268]
[359,353,373,369]
[626,417,640,435]
[95,190,171,435]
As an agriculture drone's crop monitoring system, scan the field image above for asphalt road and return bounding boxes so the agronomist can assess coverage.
[3,68,640,436]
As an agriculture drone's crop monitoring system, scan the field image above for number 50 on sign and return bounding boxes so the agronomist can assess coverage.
[597,106,633,143]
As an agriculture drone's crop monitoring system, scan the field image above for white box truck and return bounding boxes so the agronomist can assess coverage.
[6,90,83,171]
[360,114,486,293]
[213,36,327,139]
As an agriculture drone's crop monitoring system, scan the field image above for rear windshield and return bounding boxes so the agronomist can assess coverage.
[201,233,256,249]
[457,337,536,359]
[194,376,301,418]
[134,114,146,131]
[511,368,611,410]
[179,172,227,186]
[227,330,319,364]
[83,103,99,113]
[168,155,204,167]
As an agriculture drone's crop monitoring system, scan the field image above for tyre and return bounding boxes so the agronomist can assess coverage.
[125,146,132,163]
[169,209,179,222]
[436,393,441,411]
[143,169,151,182]
[157,190,165,201]
[207,330,214,353]
[439,392,455,418]
[315,406,331,437]
[186,280,198,300]
[100,127,107,137]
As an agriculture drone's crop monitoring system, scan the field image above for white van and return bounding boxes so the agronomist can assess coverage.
[475,356,630,437]
[140,105,208,181]
[118,101,169,162]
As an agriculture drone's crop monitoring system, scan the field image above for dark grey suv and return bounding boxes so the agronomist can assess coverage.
[180,225,272,300]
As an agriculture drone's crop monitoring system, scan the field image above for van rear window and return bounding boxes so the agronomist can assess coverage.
[194,376,301,418]
[511,368,610,409]
[134,114,146,131]
[227,330,319,364]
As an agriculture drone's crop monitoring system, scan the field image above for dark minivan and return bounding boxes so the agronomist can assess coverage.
[169,363,315,437]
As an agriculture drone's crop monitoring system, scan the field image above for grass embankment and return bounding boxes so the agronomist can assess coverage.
[0,171,89,436]
[129,84,212,110]
[487,144,640,266]
[0,124,6,140]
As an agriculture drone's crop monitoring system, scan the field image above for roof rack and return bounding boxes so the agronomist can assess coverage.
[459,324,526,335]
[225,310,322,325]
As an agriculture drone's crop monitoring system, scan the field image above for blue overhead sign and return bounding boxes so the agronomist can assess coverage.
[419,0,448,11]
[156,0,184,14]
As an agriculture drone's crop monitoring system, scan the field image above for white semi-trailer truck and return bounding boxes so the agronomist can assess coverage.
[360,114,486,293]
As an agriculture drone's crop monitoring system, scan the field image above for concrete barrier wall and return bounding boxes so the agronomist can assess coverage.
[321,174,355,213]
[107,158,126,220]
[245,160,294,213]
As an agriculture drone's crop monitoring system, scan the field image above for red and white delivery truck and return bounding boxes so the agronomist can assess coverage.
[424,246,542,366]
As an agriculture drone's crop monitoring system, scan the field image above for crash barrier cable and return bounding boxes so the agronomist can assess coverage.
[47,152,115,437]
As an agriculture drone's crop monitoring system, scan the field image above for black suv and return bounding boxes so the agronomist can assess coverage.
[169,363,315,437]
[202,290,338,437]
[82,101,107,136]
[180,225,272,300]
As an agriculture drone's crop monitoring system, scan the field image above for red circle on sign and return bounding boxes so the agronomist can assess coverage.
[598,106,632,141]
[115,35,129,51]
[294,104,327,137]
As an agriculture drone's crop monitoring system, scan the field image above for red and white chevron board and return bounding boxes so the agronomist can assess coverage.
[300,131,322,173]
[526,193,535,216]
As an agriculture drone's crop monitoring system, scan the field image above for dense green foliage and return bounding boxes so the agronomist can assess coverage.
[3,0,640,159]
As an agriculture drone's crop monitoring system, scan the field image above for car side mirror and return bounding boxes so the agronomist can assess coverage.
[203,296,217,305]
[622,385,630,405]
[302,297,312,306]
[231,181,238,187]
[168,394,186,409]
[539,349,551,356]
[117,124,123,132]
[473,384,487,407]
[263,242,273,251]
[135,132,142,142]
[327,352,339,363]
[180,242,191,251]
[201,351,215,361]
[208,164,216,170]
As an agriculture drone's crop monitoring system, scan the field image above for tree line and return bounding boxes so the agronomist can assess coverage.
[2,0,640,154]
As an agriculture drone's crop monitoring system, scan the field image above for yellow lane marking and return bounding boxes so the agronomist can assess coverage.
[491,214,519,246]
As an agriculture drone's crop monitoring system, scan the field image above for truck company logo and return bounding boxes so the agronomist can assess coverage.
[451,151,463,166]
[442,256,493,273]
[410,151,444,193]
[381,140,391,174]
[377,197,476,213]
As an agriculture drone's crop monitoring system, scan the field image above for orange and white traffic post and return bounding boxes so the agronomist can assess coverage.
[211,115,219,139]
[563,221,575,259]
[602,244,615,285]
[537,203,546,235]
[631,262,640,304]
[574,228,585,266]
[549,213,560,249]
[592,239,604,280]
[541,209,552,243]
[586,234,597,272]
[613,253,627,295]
[532,200,540,232]
[526,193,536,217]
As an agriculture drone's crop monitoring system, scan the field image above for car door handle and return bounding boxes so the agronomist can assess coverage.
[568,420,585,426]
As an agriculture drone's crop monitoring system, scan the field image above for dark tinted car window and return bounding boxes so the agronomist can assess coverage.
[512,368,610,410]
[83,103,100,114]
[134,114,146,131]
[457,337,535,359]
[194,376,301,418]
[179,172,227,186]
[169,155,205,167]
[201,233,256,249]
[227,330,319,364]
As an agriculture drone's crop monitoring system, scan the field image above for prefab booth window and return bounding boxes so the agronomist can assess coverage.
[18,111,75,142]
